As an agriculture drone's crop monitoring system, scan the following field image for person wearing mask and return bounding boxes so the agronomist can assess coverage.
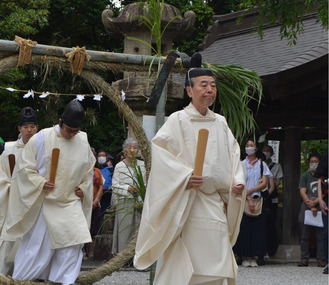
[262,145,283,257]
[134,53,245,284]
[297,152,326,267]
[235,138,271,267]
[2,100,95,283]
[96,150,114,229]
[0,107,39,275]
[85,148,103,259]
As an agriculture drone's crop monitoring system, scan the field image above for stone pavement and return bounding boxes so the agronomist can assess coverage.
[81,258,329,285]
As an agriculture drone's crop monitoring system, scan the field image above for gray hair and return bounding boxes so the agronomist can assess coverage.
[122,137,139,150]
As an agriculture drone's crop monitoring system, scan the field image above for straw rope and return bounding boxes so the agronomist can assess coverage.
[65,46,91,75]
[14,36,37,67]
[0,54,151,284]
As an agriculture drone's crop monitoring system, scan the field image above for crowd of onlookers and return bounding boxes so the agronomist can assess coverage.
[234,138,328,275]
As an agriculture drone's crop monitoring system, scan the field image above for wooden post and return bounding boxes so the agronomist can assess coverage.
[282,126,302,244]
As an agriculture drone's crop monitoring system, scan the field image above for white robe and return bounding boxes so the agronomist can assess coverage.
[0,139,24,275]
[2,125,95,249]
[111,159,146,254]
[134,103,246,285]
[0,140,24,232]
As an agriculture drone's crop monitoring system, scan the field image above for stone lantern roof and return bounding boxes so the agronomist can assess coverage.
[102,3,195,42]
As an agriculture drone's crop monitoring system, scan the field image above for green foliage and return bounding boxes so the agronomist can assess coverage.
[35,0,121,52]
[0,0,50,39]
[166,0,215,55]
[209,63,263,143]
[300,140,328,173]
[84,107,127,156]
[129,0,179,56]
[238,0,328,45]
[0,67,30,140]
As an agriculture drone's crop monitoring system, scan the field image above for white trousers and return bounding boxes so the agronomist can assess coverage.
[13,209,83,284]
[0,239,15,275]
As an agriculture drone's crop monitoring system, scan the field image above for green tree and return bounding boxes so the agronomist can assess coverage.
[166,0,215,55]
[35,0,122,51]
[238,0,328,45]
[0,0,50,40]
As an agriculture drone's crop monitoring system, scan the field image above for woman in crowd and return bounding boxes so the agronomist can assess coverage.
[235,137,271,267]
[96,150,114,218]
[111,138,146,255]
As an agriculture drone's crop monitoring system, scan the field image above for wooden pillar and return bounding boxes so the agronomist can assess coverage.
[282,126,302,244]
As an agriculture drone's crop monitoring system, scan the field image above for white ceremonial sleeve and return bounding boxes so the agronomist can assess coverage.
[134,119,196,270]
[77,147,95,228]
[4,135,47,239]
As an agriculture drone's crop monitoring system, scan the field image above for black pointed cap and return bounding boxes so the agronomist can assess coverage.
[185,52,214,87]
[61,100,84,128]
[19,107,38,126]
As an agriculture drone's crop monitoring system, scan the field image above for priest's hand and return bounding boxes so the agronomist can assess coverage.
[43,181,54,191]
[186,175,204,190]
[75,187,84,198]
[232,184,244,195]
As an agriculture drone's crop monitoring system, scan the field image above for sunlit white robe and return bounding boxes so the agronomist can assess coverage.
[0,139,24,275]
[134,103,246,285]
[2,125,95,249]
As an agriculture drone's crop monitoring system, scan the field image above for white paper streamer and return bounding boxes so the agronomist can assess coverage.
[23,89,34,99]
[39,92,50,98]
[76,95,85,101]
[93,94,102,101]
[258,132,268,143]
[6,87,17,92]
[121,90,126,101]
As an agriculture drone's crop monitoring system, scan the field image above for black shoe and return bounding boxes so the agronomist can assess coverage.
[257,257,265,266]
[297,260,308,267]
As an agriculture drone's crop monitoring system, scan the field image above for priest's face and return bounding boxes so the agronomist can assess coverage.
[59,119,81,139]
[18,124,38,144]
[186,76,217,115]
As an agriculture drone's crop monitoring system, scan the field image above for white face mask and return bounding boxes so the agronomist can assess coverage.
[98,156,107,165]
[309,163,319,172]
[245,147,256,156]
[263,152,271,160]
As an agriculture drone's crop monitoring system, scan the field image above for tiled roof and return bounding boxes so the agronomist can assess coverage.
[200,12,328,77]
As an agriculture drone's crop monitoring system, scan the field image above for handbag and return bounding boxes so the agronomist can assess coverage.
[244,196,263,216]
[244,161,267,217]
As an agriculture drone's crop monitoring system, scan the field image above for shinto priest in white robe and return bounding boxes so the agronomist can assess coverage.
[2,125,95,250]
[134,103,246,285]
[0,139,24,274]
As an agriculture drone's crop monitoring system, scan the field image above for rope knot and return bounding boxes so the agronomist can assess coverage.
[65,46,91,75]
[15,35,37,67]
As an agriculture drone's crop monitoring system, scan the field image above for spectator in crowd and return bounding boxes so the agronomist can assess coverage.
[96,150,114,220]
[235,138,271,267]
[112,138,146,256]
[297,152,325,267]
[262,145,283,257]
[315,152,328,274]
[0,107,38,275]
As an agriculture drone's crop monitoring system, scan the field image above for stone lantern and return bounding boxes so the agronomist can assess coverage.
[102,3,195,135]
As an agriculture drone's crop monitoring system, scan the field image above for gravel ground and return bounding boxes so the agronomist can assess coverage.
[86,263,328,285]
